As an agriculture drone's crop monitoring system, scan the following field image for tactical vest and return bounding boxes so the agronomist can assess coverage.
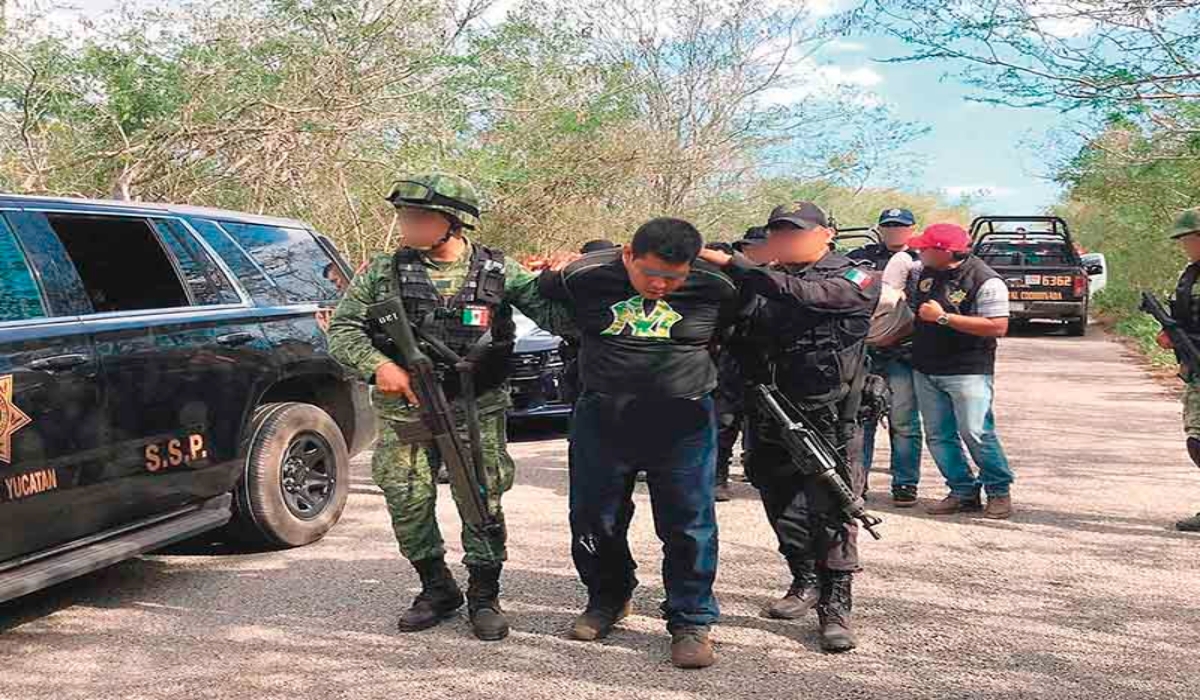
[388,244,515,398]
[1172,263,1200,335]
[765,263,871,410]
[910,256,1001,376]
[850,244,916,272]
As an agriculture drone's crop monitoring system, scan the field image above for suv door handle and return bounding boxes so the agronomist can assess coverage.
[216,332,256,347]
[27,354,90,372]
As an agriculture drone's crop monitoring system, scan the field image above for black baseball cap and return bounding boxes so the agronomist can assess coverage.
[740,226,768,245]
[767,202,829,231]
[879,208,916,226]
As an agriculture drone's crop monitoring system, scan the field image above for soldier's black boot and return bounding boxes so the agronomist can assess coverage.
[817,570,857,653]
[765,559,820,620]
[1176,439,1200,532]
[398,557,464,633]
[467,564,509,641]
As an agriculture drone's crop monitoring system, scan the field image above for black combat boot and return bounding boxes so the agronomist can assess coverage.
[398,557,464,632]
[817,570,856,653]
[466,564,509,641]
[765,559,820,620]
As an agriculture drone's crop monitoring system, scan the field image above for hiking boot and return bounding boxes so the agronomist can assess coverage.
[817,571,856,653]
[765,559,820,619]
[925,493,982,515]
[714,482,732,503]
[670,626,716,669]
[569,600,632,641]
[466,564,509,641]
[398,557,464,632]
[1176,513,1200,532]
[892,485,918,508]
[984,495,1013,520]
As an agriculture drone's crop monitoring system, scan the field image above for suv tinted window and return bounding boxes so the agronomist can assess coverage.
[154,220,241,305]
[47,213,190,313]
[0,216,45,322]
[189,219,283,305]
[221,223,341,303]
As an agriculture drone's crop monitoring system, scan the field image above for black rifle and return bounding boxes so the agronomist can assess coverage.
[754,384,883,540]
[368,296,497,533]
[1141,292,1200,381]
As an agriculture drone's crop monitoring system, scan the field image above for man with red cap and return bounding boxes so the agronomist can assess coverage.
[907,223,1015,519]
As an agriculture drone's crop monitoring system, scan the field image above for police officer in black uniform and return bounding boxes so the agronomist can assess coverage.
[699,202,880,653]
[848,208,918,271]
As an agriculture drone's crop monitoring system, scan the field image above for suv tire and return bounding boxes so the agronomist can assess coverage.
[1067,312,1087,337]
[231,402,350,547]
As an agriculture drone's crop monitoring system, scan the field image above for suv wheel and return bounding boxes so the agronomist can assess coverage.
[231,402,350,547]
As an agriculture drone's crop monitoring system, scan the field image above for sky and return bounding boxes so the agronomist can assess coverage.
[809,33,1068,214]
[41,0,1072,214]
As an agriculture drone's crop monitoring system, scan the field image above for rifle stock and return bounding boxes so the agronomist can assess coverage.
[755,384,883,540]
[368,296,496,532]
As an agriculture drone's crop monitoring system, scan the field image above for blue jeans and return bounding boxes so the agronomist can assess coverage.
[913,372,1013,499]
[862,357,924,489]
[568,392,719,630]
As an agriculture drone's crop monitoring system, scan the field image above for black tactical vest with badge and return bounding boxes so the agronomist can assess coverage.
[383,244,515,399]
[910,256,1001,376]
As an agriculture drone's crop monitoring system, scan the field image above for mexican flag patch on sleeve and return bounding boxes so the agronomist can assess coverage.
[844,267,874,290]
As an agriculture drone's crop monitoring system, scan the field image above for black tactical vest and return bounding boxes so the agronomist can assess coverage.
[910,256,1002,376]
[389,244,515,397]
[763,257,872,410]
[1172,263,1200,334]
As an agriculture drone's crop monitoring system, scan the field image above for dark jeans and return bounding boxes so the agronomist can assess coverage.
[569,392,720,630]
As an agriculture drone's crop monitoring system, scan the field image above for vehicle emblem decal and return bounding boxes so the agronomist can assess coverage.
[0,375,32,465]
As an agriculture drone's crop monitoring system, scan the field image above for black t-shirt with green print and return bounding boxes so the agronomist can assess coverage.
[538,249,739,399]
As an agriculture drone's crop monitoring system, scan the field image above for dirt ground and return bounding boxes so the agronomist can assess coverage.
[2,323,1198,700]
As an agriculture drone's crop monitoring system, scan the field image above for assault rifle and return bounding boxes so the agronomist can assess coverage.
[1141,292,1200,381]
[754,384,883,540]
[368,296,497,533]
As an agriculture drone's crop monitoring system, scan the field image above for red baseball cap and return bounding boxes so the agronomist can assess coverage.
[908,223,971,253]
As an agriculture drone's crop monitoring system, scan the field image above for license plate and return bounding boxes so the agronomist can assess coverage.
[1010,301,1026,312]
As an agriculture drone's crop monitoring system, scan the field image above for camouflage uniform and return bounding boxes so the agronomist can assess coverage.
[327,174,569,570]
[329,245,566,565]
[1168,208,1200,532]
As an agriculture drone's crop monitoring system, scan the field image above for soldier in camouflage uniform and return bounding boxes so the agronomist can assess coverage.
[328,173,567,640]
[1158,208,1200,532]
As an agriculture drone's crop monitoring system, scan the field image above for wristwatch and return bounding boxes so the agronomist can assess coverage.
[936,313,951,326]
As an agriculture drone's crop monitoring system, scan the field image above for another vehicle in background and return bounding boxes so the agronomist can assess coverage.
[971,216,1091,336]
[1080,252,1108,298]
[507,309,571,423]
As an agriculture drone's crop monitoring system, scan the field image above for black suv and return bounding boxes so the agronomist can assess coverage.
[0,195,374,603]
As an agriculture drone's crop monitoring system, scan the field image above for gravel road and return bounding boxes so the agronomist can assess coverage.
[2,325,1198,700]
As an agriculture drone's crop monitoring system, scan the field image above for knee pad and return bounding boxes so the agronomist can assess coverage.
[1188,437,1200,469]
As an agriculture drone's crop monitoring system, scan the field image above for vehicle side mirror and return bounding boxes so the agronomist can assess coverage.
[1085,263,1103,276]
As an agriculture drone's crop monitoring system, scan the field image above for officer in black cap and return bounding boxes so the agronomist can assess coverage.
[699,201,879,653]
[849,208,919,271]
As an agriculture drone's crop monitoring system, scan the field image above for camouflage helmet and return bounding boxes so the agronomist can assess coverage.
[1170,208,1200,240]
[386,173,481,230]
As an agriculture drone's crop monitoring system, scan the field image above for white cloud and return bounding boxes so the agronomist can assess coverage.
[814,65,883,87]
[825,39,867,53]
[759,60,884,107]
[942,185,1017,199]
